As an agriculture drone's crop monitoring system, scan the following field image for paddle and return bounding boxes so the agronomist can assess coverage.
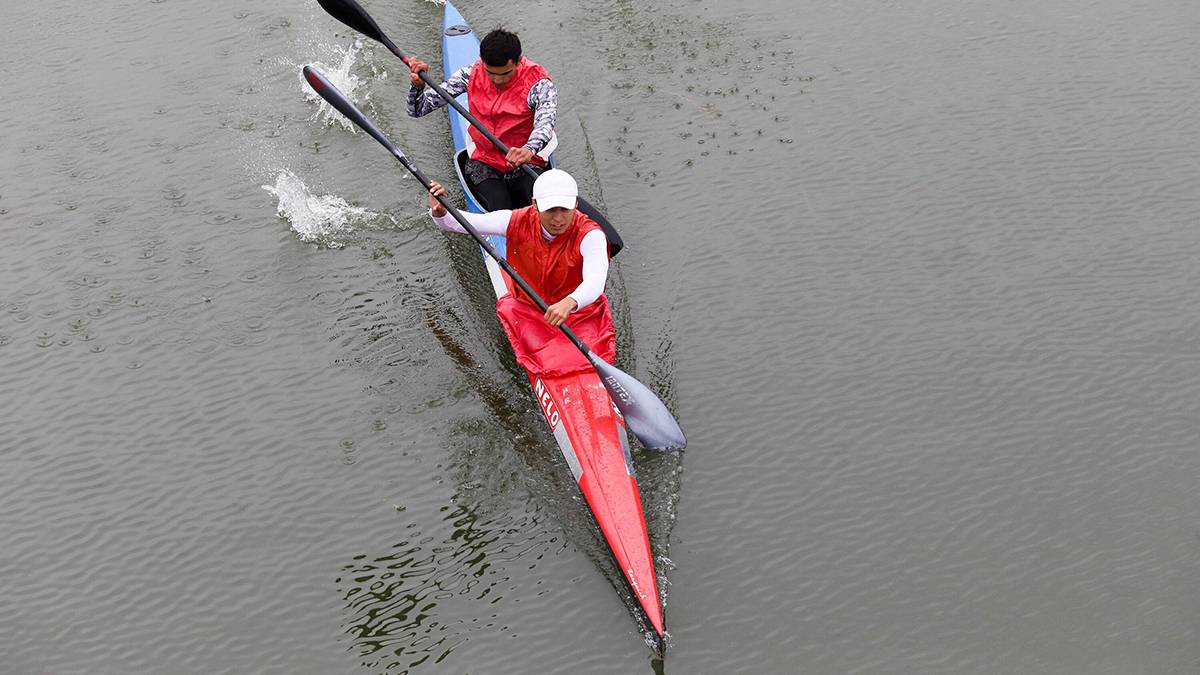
[303,66,685,450]
[314,0,624,257]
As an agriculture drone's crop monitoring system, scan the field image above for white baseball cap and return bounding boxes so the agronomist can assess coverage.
[532,169,578,212]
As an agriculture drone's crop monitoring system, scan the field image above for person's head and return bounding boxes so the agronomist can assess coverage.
[532,170,578,236]
[479,29,522,86]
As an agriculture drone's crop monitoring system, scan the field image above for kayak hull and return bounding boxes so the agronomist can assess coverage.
[440,0,665,644]
[527,370,664,636]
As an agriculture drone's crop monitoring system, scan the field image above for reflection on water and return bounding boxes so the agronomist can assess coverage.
[336,272,685,668]
[338,499,556,673]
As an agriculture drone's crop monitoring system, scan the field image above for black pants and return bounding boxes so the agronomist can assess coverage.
[468,161,541,211]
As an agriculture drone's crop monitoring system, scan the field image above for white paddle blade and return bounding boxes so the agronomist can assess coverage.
[588,353,686,451]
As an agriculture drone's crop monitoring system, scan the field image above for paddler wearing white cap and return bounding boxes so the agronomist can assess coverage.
[427,169,610,327]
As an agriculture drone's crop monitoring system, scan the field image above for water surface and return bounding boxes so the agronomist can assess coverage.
[2,0,1198,672]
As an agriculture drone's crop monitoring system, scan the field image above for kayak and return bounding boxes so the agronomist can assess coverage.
[440,0,666,649]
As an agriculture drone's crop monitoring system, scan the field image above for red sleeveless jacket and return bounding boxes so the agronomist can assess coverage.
[467,57,551,172]
[503,205,604,306]
[495,206,615,376]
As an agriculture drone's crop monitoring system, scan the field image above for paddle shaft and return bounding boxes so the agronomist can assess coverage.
[303,65,591,356]
[409,66,627,254]
[409,60,540,177]
[315,0,623,256]
[303,63,684,449]
[318,0,536,176]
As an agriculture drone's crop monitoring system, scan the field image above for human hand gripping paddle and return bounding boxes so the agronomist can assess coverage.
[314,0,624,257]
[302,65,684,450]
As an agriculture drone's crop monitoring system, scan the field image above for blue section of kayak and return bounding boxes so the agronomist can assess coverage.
[440,1,475,180]
[441,2,505,257]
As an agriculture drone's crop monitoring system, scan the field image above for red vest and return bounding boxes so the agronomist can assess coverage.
[504,205,604,306]
[467,57,551,172]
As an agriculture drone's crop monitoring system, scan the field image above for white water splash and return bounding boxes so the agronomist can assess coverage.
[302,39,372,132]
[262,170,394,247]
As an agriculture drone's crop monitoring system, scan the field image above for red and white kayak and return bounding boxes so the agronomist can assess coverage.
[440,0,665,647]
[530,367,665,636]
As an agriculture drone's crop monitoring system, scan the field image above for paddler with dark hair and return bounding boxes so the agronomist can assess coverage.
[407,28,557,211]
[427,169,610,334]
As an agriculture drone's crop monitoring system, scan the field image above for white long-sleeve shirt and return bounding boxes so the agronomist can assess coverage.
[431,209,608,310]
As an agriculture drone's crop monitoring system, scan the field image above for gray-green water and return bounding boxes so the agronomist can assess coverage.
[3,0,1199,672]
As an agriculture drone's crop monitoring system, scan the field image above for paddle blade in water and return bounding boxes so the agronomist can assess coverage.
[588,353,686,451]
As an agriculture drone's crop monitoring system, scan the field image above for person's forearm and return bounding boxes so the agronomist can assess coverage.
[567,230,609,309]
[524,79,558,153]
[430,208,512,236]
[407,87,449,117]
[407,66,471,117]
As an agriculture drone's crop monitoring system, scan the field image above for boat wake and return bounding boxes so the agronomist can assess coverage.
[261,170,394,247]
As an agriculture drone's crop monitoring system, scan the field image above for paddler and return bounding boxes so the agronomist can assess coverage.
[427,169,608,329]
[407,29,557,211]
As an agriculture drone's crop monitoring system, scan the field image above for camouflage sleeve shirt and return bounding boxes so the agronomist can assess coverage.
[406,65,558,154]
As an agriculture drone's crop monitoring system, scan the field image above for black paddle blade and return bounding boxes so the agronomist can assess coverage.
[302,65,401,160]
[588,353,686,451]
[316,0,386,44]
[576,197,624,258]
